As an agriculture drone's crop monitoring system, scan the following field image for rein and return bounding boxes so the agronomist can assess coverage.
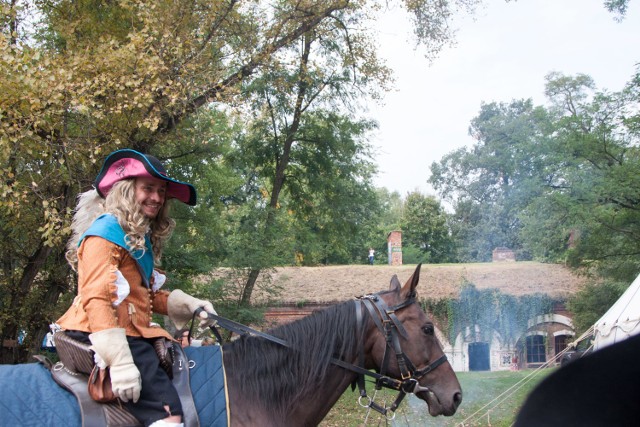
[191,308,289,348]
[194,292,447,418]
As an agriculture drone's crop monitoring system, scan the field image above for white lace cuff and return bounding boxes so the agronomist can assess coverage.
[152,270,166,292]
[113,269,130,306]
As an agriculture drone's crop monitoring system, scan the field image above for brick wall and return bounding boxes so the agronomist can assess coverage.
[264,305,319,327]
[387,230,403,265]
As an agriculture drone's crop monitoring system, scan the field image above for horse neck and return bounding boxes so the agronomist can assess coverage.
[288,366,358,425]
[222,301,361,425]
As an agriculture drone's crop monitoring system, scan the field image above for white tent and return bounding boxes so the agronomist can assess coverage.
[593,273,640,351]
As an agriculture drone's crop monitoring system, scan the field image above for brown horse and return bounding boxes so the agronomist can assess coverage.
[222,263,462,425]
[0,264,461,426]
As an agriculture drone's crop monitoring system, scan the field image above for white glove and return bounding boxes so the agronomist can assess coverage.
[167,289,217,330]
[89,328,141,403]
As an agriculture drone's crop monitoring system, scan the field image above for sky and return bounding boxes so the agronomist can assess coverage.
[369,0,640,197]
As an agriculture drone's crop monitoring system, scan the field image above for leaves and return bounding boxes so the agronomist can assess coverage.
[423,284,555,345]
[0,0,510,362]
[429,70,640,277]
[400,191,454,263]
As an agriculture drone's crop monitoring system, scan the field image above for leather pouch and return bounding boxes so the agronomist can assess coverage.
[88,365,118,403]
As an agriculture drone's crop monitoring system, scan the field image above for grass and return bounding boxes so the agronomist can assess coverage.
[320,368,554,427]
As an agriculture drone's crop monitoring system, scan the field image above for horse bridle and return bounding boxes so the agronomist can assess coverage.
[331,292,448,417]
[196,290,447,417]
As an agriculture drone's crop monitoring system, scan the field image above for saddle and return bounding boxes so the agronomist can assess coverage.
[42,331,199,427]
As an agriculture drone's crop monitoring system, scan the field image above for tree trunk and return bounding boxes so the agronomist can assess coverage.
[239,34,313,307]
[0,242,53,363]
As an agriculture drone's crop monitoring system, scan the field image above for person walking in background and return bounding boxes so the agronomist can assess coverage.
[56,149,217,427]
[368,248,375,265]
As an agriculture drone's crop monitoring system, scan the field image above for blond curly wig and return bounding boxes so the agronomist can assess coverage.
[65,179,175,270]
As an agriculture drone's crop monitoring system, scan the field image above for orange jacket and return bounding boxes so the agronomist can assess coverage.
[57,236,173,340]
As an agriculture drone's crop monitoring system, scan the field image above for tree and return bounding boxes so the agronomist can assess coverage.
[158,110,243,276]
[376,188,404,232]
[228,73,382,302]
[604,0,632,18]
[520,71,640,281]
[0,0,489,362]
[448,198,516,262]
[429,99,553,261]
[364,188,404,263]
[282,113,381,265]
[567,282,627,336]
[429,69,640,280]
[400,191,454,263]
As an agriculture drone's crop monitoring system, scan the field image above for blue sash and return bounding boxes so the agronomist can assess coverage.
[80,214,154,286]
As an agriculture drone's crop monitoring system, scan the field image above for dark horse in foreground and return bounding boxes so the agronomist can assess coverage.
[514,332,640,427]
[1,264,462,426]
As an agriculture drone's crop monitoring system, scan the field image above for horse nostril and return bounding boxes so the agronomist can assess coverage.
[453,391,463,407]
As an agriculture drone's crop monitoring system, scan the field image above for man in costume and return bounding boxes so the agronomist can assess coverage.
[57,149,215,427]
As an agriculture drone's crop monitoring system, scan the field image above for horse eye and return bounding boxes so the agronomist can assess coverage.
[422,324,434,335]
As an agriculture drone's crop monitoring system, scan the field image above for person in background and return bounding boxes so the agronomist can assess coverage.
[56,149,216,427]
[368,248,375,265]
[41,331,55,352]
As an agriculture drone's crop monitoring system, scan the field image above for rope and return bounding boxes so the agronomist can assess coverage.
[458,325,595,426]
[596,317,640,337]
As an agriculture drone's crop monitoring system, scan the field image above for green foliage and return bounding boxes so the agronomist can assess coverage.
[519,195,575,263]
[400,191,455,263]
[430,70,640,284]
[223,204,298,269]
[227,94,382,267]
[567,281,627,335]
[429,100,551,262]
[159,110,242,274]
[604,0,631,17]
[375,188,404,233]
[400,243,431,264]
[523,72,640,282]
[422,284,556,345]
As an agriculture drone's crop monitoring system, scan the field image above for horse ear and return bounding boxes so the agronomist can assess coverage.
[389,274,401,293]
[401,263,422,298]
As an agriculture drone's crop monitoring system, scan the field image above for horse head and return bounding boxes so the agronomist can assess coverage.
[364,263,462,416]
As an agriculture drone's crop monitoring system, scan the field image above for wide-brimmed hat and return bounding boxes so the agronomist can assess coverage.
[94,149,197,206]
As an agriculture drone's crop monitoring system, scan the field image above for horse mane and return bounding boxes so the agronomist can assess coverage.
[223,298,363,416]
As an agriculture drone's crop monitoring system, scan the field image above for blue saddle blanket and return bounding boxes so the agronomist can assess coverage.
[185,345,229,426]
[0,345,229,426]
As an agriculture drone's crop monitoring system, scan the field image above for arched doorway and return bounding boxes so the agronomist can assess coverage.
[468,342,490,371]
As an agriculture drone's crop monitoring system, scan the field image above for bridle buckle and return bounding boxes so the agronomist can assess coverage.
[402,378,419,393]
